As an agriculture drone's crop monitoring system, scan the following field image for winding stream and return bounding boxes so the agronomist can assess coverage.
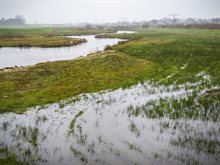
[0,35,123,69]
[0,32,220,165]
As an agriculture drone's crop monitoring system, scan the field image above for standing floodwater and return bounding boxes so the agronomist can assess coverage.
[0,72,220,165]
[0,35,123,69]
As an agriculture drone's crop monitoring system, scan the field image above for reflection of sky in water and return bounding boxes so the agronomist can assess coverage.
[0,35,123,69]
[0,73,220,165]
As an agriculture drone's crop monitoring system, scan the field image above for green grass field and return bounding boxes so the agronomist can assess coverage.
[0,27,114,37]
[0,28,220,114]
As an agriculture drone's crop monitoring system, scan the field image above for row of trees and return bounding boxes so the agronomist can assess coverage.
[0,16,219,29]
[142,18,220,27]
[0,15,26,26]
[100,18,220,29]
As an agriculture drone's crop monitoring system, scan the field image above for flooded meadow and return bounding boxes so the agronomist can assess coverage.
[1,71,219,165]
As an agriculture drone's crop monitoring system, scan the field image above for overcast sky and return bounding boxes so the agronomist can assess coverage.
[0,0,219,24]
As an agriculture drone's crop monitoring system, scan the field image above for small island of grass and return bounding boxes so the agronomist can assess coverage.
[0,36,86,48]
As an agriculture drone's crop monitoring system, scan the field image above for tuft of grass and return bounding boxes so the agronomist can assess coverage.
[0,147,29,165]
[69,111,84,135]
[30,128,39,147]
[70,146,88,163]
[129,121,140,137]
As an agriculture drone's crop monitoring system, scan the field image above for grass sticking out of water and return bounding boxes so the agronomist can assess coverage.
[198,89,220,108]
[70,146,88,163]
[17,126,39,147]
[0,155,29,165]
[0,28,220,114]
[129,121,140,137]
[124,141,142,153]
[0,147,29,165]
[69,111,84,135]
[170,135,220,155]
[30,128,39,147]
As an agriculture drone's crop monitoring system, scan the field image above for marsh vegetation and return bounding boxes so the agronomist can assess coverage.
[0,36,86,48]
[0,27,220,164]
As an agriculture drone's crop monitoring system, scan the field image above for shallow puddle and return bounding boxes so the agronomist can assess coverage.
[0,73,220,165]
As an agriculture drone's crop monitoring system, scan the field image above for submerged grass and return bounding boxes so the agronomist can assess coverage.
[0,147,29,165]
[69,111,84,135]
[0,155,29,165]
[70,146,88,163]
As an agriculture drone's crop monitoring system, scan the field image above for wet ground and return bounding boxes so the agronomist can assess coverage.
[0,71,219,165]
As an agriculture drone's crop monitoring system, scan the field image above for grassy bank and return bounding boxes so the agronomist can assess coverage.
[0,28,220,113]
[0,27,111,47]
[0,51,153,113]
[0,36,86,48]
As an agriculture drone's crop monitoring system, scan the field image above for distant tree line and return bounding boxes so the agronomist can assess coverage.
[0,15,26,26]
[100,18,220,29]
[1,16,219,29]
[142,18,220,29]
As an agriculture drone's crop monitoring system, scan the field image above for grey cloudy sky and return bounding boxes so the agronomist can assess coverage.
[0,0,219,24]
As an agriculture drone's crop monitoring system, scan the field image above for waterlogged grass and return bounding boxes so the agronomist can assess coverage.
[198,89,220,108]
[170,134,220,154]
[0,36,86,48]
[127,96,220,121]
[100,29,220,111]
[0,79,220,164]
[16,126,39,147]
[0,51,153,113]
[0,147,29,165]
[69,111,84,134]
[0,28,220,114]
[0,155,29,165]
[70,146,88,163]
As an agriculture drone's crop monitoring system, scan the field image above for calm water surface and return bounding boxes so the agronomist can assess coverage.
[0,35,123,69]
[0,72,220,165]
[0,32,219,165]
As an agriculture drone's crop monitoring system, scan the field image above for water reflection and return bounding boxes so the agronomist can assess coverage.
[0,73,220,165]
[0,35,123,69]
